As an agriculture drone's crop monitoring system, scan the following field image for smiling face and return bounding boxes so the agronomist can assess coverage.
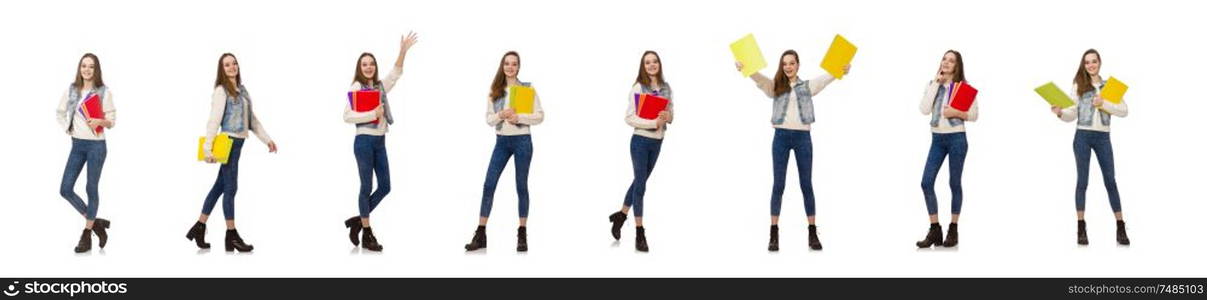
[360,55,377,79]
[79,56,96,83]
[1082,53,1100,76]
[780,54,798,78]
[939,52,957,75]
[222,55,239,81]
[643,53,661,78]
[502,54,519,78]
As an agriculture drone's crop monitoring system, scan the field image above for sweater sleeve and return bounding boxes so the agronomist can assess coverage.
[380,67,404,93]
[750,73,776,98]
[1100,97,1128,117]
[56,89,71,134]
[102,89,117,128]
[485,98,502,127]
[203,88,226,157]
[247,97,272,144]
[919,81,939,115]
[807,74,837,97]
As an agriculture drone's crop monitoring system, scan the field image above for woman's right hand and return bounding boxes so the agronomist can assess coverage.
[734,61,744,72]
[204,155,217,164]
[1050,105,1062,116]
[375,105,385,118]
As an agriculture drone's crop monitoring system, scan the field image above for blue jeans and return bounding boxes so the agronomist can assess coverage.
[354,135,391,218]
[770,129,815,216]
[59,138,107,220]
[1073,130,1122,212]
[920,132,968,215]
[623,135,663,217]
[201,137,245,220]
[480,135,533,218]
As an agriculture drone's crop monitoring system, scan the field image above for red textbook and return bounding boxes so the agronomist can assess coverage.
[636,94,669,120]
[949,82,977,112]
[348,90,381,124]
[79,93,105,134]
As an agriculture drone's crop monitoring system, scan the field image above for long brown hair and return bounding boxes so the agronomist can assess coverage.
[1073,49,1100,96]
[214,53,242,97]
[634,50,665,87]
[353,52,380,88]
[72,53,104,89]
[489,51,520,100]
[772,50,798,96]
[944,50,966,83]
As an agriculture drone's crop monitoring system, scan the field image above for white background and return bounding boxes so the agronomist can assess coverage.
[1,0,1203,277]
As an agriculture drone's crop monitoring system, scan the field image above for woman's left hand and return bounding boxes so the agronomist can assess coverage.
[86,119,110,128]
[267,141,278,153]
[942,107,963,119]
[1093,95,1104,107]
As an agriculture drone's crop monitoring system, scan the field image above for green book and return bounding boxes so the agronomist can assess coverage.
[1034,82,1076,108]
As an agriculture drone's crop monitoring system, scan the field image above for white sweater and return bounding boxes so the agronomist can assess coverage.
[1058,81,1128,132]
[56,87,116,140]
[919,81,979,134]
[344,67,404,136]
[625,83,674,140]
[485,84,544,136]
[203,86,272,157]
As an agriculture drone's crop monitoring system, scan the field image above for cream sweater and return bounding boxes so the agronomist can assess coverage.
[56,87,116,140]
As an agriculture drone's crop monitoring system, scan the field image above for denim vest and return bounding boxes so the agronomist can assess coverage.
[356,80,395,129]
[1077,83,1109,127]
[930,82,963,127]
[220,85,255,133]
[65,84,108,133]
[770,79,814,125]
[491,81,532,132]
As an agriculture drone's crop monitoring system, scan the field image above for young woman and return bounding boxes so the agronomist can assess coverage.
[342,32,419,252]
[185,53,278,252]
[55,53,116,253]
[608,50,673,252]
[915,50,978,248]
[464,51,544,252]
[1049,49,1130,246]
[735,50,849,251]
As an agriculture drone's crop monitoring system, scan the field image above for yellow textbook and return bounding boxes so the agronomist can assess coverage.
[509,85,536,114]
[729,33,767,77]
[1100,76,1128,104]
[197,133,234,164]
[820,34,857,80]
[1034,82,1076,109]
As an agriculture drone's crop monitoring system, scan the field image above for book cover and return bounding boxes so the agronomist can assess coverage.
[509,85,536,114]
[197,133,234,164]
[637,94,669,120]
[348,90,382,125]
[1034,82,1076,108]
[820,34,857,79]
[949,82,978,112]
[1100,76,1128,104]
[730,33,767,77]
